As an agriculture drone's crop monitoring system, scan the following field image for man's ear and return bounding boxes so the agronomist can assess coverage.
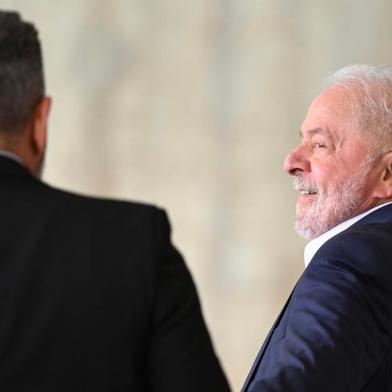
[30,96,51,156]
[376,151,392,198]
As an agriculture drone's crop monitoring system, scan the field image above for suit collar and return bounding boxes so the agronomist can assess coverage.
[352,202,392,226]
[0,155,37,181]
[304,202,392,267]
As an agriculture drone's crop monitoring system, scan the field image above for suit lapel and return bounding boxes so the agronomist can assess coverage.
[352,203,392,226]
[241,287,295,391]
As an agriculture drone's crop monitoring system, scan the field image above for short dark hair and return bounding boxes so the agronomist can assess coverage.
[0,11,45,134]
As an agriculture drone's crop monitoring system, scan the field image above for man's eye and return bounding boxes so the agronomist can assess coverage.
[314,142,326,149]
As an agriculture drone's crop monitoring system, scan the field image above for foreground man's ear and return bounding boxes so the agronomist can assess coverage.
[31,96,51,156]
[24,96,51,176]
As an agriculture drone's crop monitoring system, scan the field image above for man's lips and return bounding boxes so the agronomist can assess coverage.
[297,190,318,207]
[293,177,319,197]
[299,190,318,195]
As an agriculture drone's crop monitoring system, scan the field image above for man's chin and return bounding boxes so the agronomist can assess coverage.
[295,204,313,219]
[294,218,316,240]
[294,211,328,240]
[295,211,342,240]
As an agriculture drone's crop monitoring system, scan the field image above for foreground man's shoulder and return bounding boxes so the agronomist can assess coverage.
[45,181,160,209]
[42,182,168,221]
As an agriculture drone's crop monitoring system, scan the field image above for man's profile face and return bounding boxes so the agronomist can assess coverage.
[284,85,381,239]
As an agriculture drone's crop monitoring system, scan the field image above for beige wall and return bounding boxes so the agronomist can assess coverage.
[2,0,392,389]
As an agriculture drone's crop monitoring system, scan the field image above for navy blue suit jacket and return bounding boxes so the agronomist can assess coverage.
[242,205,392,391]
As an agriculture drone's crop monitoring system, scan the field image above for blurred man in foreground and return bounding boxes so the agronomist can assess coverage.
[242,64,392,391]
[0,11,230,391]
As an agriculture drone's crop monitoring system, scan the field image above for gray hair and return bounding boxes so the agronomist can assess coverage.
[322,64,392,154]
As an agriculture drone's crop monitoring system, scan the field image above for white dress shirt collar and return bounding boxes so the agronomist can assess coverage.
[304,201,392,268]
[0,149,25,167]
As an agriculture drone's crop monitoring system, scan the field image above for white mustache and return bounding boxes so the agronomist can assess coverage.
[293,176,319,194]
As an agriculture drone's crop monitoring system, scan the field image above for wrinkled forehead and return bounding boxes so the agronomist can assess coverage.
[310,85,359,117]
[301,85,364,136]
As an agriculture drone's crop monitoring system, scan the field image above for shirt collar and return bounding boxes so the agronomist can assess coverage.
[304,201,392,268]
[0,149,25,167]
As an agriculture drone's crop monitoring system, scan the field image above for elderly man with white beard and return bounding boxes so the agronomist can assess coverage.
[241,64,392,392]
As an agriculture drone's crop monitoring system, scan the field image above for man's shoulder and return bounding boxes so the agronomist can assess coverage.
[309,222,392,281]
[322,222,392,255]
[39,181,167,224]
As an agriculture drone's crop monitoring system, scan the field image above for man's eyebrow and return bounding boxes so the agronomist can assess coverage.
[299,128,333,138]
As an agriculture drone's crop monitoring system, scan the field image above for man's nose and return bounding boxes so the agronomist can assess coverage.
[284,145,310,176]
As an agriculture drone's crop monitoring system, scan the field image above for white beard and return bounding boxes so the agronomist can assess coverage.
[293,160,373,239]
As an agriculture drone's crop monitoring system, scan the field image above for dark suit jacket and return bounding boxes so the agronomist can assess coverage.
[242,204,392,391]
[0,156,230,392]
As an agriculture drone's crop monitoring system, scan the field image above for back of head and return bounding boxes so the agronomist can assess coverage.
[323,64,392,155]
[0,11,44,135]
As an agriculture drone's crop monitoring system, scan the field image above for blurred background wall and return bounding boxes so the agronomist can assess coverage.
[1,0,392,389]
